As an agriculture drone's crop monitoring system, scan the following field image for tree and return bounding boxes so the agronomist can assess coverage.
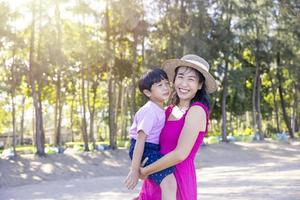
[28,0,46,156]
[234,0,274,140]
[53,0,64,146]
[211,0,237,142]
[105,0,117,149]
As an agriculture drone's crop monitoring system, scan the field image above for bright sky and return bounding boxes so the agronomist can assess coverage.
[6,0,107,31]
[6,0,160,31]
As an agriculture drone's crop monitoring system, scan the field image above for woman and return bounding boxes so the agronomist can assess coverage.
[138,54,217,200]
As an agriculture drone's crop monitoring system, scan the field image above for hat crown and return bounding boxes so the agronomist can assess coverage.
[181,54,210,71]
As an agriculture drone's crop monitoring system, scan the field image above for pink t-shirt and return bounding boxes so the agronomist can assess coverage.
[129,101,165,144]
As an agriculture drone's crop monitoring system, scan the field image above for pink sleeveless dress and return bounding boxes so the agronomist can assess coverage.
[138,102,209,200]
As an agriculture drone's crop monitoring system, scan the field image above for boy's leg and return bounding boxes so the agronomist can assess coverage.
[160,174,177,200]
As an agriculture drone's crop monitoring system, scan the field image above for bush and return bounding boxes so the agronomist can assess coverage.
[117,139,130,148]
[16,145,35,154]
[45,147,58,155]
[204,136,219,144]
[271,132,289,141]
[243,128,253,136]
[235,135,253,142]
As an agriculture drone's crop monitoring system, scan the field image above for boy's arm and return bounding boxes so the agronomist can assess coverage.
[124,130,147,190]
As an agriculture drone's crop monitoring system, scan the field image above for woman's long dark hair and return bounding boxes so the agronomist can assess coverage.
[171,67,210,110]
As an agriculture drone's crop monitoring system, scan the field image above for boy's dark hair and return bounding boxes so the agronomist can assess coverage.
[171,67,210,110]
[138,68,168,94]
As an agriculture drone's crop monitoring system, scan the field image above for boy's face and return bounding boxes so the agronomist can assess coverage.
[144,79,170,103]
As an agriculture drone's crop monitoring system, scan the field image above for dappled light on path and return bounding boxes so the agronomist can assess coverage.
[0,140,299,200]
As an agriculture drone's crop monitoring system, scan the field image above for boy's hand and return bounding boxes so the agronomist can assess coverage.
[124,169,139,190]
[141,157,148,167]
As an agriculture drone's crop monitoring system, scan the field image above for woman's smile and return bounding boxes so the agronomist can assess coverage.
[178,87,190,94]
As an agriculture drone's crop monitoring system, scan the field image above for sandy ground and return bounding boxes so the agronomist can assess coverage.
[0,139,300,200]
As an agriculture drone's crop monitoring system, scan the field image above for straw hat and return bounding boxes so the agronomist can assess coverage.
[162,54,217,93]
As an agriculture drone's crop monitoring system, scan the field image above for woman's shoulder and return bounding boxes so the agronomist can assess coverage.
[190,102,208,110]
[186,102,209,118]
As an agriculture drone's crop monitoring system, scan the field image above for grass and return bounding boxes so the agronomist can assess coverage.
[16,145,36,154]
[0,145,36,155]
[2,135,298,156]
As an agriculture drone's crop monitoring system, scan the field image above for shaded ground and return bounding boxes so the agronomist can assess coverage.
[1,139,300,200]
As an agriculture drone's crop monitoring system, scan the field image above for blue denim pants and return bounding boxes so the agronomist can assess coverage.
[129,139,174,185]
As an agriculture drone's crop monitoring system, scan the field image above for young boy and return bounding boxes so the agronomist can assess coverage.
[124,68,177,200]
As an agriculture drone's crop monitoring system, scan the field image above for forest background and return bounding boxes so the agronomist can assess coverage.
[0,0,299,156]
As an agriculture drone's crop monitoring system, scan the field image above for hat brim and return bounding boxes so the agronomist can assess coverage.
[162,59,217,93]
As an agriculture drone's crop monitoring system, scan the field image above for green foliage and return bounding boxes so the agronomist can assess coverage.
[0,100,10,133]
[116,139,130,148]
[0,0,299,151]
[114,57,132,80]
[204,136,220,144]
[235,135,253,142]
[15,145,36,154]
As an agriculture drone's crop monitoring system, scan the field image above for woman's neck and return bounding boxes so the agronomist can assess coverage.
[178,100,190,108]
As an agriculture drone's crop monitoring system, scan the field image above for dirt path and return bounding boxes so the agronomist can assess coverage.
[1,140,300,200]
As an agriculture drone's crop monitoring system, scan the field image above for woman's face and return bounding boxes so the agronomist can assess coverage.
[174,67,203,102]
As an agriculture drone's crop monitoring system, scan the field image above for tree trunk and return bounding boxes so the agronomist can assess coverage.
[254,24,263,140]
[54,73,63,146]
[108,77,117,149]
[131,33,138,118]
[70,98,75,142]
[252,63,258,137]
[291,83,298,133]
[54,89,58,144]
[252,16,258,137]
[220,2,234,142]
[120,84,128,139]
[294,83,299,132]
[114,82,122,138]
[221,60,229,142]
[54,0,63,146]
[20,96,26,145]
[230,111,233,134]
[106,0,117,149]
[116,82,122,120]
[256,67,263,139]
[54,74,58,146]
[269,73,280,133]
[87,66,91,139]
[89,114,96,149]
[276,52,294,138]
[37,86,45,151]
[80,66,89,151]
[56,94,63,145]
[32,108,35,145]
[11,94,17,156]
[10,47,17,156]
[54,74,62,146]
[88,78,97,150]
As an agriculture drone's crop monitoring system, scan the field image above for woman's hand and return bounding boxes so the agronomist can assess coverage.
[139,167,148,180]
[139,157,148,180]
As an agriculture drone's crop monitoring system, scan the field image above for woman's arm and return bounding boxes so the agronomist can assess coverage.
[141,105,207,176]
